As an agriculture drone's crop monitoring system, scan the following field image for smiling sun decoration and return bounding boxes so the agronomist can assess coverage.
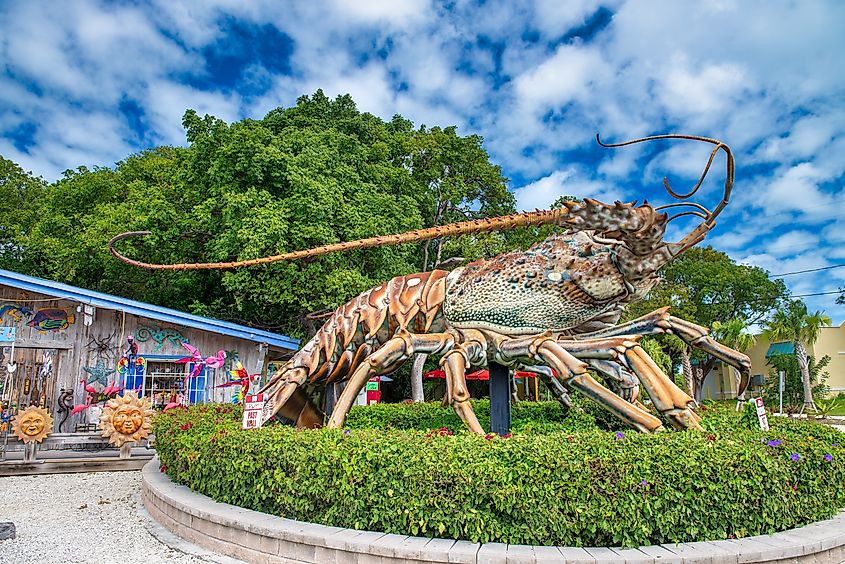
[99,391,154,447]
[12,406,53,443]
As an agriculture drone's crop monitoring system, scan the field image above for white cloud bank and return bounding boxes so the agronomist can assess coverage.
[1,0,843,321]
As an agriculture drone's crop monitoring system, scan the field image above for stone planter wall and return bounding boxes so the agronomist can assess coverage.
[142,458,845,564]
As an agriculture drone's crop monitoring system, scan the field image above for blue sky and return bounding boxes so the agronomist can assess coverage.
[1,0,843,325]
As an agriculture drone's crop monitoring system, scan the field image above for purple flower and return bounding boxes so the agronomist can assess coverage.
[640,479,648,487]
[767,439,782,447]
[833,443,839,448]
[824,453,833,462]
[615,431,625,441]
[343,429,350,435]
[790,453,801,462]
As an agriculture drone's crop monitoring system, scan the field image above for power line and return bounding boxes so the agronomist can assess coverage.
[770,264,845,277]
[791,290,843,298]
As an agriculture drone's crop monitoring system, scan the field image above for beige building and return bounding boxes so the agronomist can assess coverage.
[701,321,845,399]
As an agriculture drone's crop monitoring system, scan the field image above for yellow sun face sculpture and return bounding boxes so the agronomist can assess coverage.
[99,391,154,447]
[12,406,53,443]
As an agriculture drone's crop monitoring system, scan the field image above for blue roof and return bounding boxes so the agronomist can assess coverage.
[0,268,300,351]
[766,342,795,357]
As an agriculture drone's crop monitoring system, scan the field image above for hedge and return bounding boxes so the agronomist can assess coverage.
[345,398,601,433]
[153,402,845,548]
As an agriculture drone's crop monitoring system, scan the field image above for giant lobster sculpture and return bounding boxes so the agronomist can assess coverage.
[110,134,751,434]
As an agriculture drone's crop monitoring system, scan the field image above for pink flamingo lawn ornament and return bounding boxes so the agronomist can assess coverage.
[102,382,124,396]
[70,379,98,415]
[71,379,124,416]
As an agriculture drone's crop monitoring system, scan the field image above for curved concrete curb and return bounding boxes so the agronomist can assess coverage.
[142,458,845,564]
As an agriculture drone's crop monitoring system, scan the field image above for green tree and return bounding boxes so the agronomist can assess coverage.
[0,157,47,272]
[710,318,756,400]
[762,300,832,410]
[3,91,515,344]
[762,353,830,412]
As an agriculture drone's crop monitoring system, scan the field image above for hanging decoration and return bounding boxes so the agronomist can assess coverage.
[0,304,33,322]
[116,336,145,392]
[0,410,11,433]
[176,343,225,403]
[56,388,75,432]
[11,406,53,443]
[27,308,75,332]
[82,359,115,387]
[99,391,153,447]
[135,325,189,352]
[86,330,117,359]
[215,360,259,404]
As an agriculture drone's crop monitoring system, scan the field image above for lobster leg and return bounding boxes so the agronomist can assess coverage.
[553,335,701,429]
[440,330,487,434]
[619,341,702,430]
[499,335,665,433]
[520,364,573,408]
[585,358,640,404]
[326,332,456,429]
[574,307,752,396]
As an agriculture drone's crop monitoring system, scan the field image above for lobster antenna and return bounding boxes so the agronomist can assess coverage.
[110,133,731,271]
[596,133,733,226]
[109,208,568,271]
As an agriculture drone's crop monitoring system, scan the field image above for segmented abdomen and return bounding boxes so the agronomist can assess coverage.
[264,269,450,390]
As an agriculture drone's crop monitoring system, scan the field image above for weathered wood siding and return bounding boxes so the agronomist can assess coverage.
[0,284,294,433]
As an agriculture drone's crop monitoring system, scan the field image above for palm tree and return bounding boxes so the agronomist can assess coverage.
[711,318,756,400]
[763,300,831,411]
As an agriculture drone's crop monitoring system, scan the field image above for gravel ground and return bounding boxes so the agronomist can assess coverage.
[0,471,206,564]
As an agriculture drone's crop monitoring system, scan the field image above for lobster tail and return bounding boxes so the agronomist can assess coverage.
[273,386,324,429]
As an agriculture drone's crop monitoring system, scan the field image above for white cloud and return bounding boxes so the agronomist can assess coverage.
[513,44,606,109]
[767,231,820,257]
[656,56,750,126]
[328,0,431,26]
[2,0,845,324]
[513,167,624,212]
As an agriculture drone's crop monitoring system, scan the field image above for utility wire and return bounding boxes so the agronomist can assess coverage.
[770,264,845,277]
[790,290,843,298]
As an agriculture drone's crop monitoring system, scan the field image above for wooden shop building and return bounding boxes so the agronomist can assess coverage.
[0,268,299,435]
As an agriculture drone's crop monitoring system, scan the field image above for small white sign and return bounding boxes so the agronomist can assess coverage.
[0,327,15,343]
[242,393,265,430]
[754,397,769,431]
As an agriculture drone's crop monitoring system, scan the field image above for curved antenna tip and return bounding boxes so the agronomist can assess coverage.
[595,132,609,147]
[108,230,152,246]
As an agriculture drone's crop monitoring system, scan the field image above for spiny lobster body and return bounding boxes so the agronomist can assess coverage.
[272,269,450,426]
[109,134,751,435]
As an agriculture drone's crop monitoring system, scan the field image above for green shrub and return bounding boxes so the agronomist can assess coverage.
[344,399,599,434]
[154,402,845,548]
[815,397,840,418]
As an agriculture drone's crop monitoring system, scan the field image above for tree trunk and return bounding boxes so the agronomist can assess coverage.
[681,349,695,398]
[794,341,815,411]
[410,354,426,403]
[693,366,706,403]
